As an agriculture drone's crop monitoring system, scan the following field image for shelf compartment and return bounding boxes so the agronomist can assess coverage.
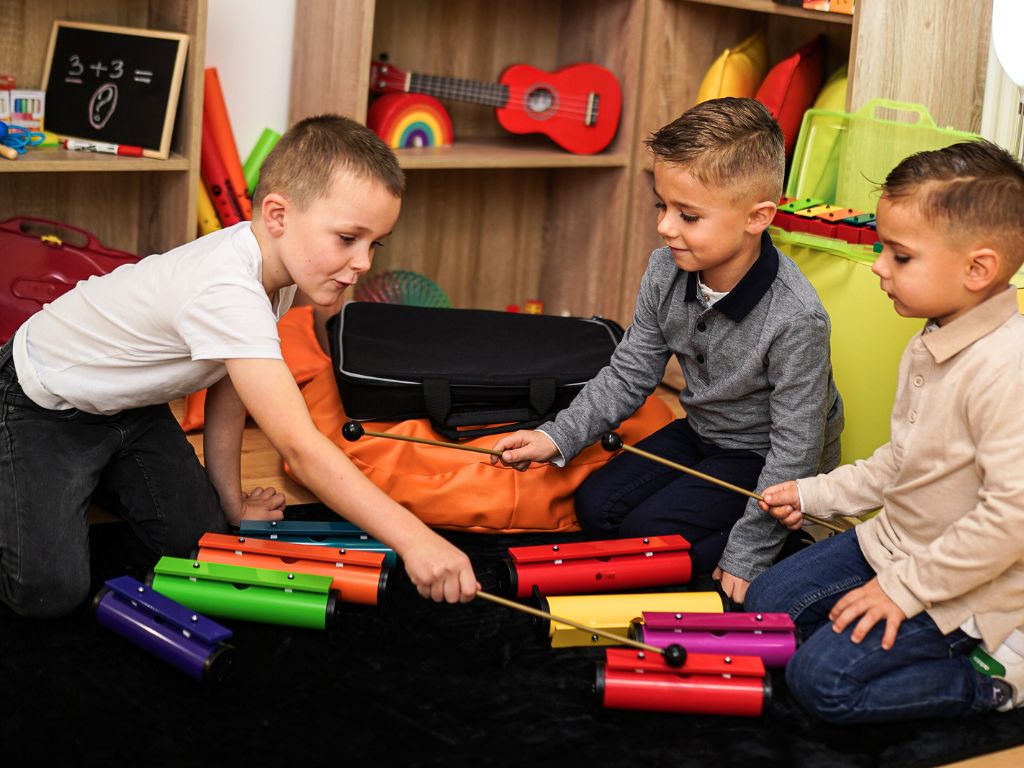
[0,149,191,173]
[395,139,629,170]
[690,0,854,25]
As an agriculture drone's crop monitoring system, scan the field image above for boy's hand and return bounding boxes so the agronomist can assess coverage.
[712,567,750,604]
[829,577,906,650]
[229,486,286,526]
[401,534,479,604]
[490,430,559,471]
[758,481,803,530]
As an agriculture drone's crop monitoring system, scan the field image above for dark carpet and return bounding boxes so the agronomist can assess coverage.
[1,503,1021,767]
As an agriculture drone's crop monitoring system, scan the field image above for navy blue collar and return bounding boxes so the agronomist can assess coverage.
[683,231,779,322]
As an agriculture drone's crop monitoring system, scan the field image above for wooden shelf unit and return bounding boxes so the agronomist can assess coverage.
[0,0,205,258]
[291,0,989,327]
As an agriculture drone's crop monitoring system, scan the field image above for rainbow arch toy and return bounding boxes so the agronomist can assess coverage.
[367,93,453,149]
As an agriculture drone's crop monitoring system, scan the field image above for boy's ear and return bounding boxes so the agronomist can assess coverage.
[964,247,1001,292]
[746,200,778,234]
[260,192,288,237]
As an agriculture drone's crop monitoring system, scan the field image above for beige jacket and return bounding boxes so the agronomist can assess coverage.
[799,287,1024,649]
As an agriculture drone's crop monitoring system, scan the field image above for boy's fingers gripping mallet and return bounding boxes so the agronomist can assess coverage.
[475,589,686,667]
[342,420,504,457]
[601,432,847,534]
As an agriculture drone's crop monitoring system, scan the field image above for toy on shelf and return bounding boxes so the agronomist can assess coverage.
[0,121,45,159]
[369,57,621,155]
[368,93,453,149]
[93,575,235,682]
[353,269,451,307]
[243,127,280,196]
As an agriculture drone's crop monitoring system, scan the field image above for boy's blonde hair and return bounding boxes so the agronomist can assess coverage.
[882,140,1024,276]
[645,97,785,204]
[253,114,405,210]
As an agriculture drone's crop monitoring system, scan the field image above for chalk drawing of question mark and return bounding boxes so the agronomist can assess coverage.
[89,83,118,129]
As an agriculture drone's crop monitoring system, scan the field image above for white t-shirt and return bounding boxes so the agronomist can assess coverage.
[13,223,296,415]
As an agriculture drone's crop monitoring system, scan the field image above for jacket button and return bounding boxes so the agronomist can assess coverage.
[696,321,707,332]
[696,354,705,364]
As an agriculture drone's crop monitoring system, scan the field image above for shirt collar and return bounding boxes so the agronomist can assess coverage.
[684,231,779,321]
[921,286,1021,363]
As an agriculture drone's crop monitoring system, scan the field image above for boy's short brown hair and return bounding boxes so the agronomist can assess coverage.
[645,97,785,204]
[253,114,405,209]
[882,140,1024,276]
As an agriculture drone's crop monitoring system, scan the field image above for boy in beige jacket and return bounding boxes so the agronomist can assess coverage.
[747,140,1024,723]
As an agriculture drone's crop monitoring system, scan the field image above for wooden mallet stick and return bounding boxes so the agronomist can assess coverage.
[475,589,687,667]
[600,432,848,534]
[342,420,503,457]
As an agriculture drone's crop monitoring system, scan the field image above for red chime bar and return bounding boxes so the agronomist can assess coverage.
[596,647,770,717]
[498,535,692,598]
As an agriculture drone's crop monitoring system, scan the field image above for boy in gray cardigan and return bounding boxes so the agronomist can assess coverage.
[493,98,843,603]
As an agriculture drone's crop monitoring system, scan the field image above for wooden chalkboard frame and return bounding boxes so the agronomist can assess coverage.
[41,21,190,160]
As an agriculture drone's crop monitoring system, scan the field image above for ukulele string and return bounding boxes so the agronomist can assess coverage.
[377,74,601,118]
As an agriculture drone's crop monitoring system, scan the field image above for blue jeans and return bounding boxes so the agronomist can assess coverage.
[574,418,766,573]
[745,530,994,723]
[0,341,225,617]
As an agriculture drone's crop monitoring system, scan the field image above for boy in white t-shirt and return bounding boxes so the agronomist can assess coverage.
[0,115,478,618]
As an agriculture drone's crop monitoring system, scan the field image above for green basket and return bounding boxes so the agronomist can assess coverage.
[770,227,922,466]
[786,99,981,214]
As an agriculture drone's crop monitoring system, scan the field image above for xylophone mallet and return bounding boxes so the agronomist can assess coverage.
[601,432,847,535]
[342,420,504,457]
[475,589,687,667]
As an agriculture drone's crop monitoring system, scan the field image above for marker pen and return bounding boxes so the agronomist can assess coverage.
[63,138,144,157]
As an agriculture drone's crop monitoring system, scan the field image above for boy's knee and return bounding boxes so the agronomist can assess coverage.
[573,478,607,534]
[5,570,92,618]
[785,649,859,724]
[743,570,785,613]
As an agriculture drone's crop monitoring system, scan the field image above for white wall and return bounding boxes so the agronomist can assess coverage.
[204,0,296,161]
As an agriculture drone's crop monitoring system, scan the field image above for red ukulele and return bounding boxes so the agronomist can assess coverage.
[369,59,622,155]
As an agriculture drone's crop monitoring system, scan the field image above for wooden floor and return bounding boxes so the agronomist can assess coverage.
[167,395,1023,768]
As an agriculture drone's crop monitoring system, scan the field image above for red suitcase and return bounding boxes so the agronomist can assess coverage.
[0,217,140,342]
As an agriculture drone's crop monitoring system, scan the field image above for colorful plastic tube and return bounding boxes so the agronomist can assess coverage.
[597,647,770,717]
[498,535,692,598]
[238,520,398,567]
[93,575,234,681]
[534,590,723,647]
[630,611,798,668]
[195,532,390,606]
[148,557,338,631]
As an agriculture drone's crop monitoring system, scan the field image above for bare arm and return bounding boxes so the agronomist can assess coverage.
[224,357,477,603]
[203,374,285,525]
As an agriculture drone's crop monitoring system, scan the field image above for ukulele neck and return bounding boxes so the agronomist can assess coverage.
[408,72,509,108]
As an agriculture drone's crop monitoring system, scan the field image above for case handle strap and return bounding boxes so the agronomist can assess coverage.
[422,377,559,442]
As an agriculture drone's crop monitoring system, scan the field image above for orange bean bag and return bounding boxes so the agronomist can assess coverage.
[273,306,676,534]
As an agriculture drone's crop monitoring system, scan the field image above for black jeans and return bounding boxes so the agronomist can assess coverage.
[0,341,225,617]
[574,418,766,573]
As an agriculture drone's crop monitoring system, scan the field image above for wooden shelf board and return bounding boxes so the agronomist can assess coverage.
[395,139,629,170]
[0,148,191,173]
[687,0,854,25]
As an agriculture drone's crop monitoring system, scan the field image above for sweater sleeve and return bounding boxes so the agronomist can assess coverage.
[876,351,1024,619]
[539,254,673,461]
[717,309,837,581]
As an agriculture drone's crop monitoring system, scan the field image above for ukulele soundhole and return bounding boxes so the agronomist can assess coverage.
[525,86,557,120]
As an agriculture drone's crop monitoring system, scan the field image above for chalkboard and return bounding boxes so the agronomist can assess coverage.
[41,21,190,159]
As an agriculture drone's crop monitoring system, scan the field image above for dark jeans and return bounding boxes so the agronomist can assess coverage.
[0,341,225,617]
[745,530,994,723]
[575,418,766,573]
